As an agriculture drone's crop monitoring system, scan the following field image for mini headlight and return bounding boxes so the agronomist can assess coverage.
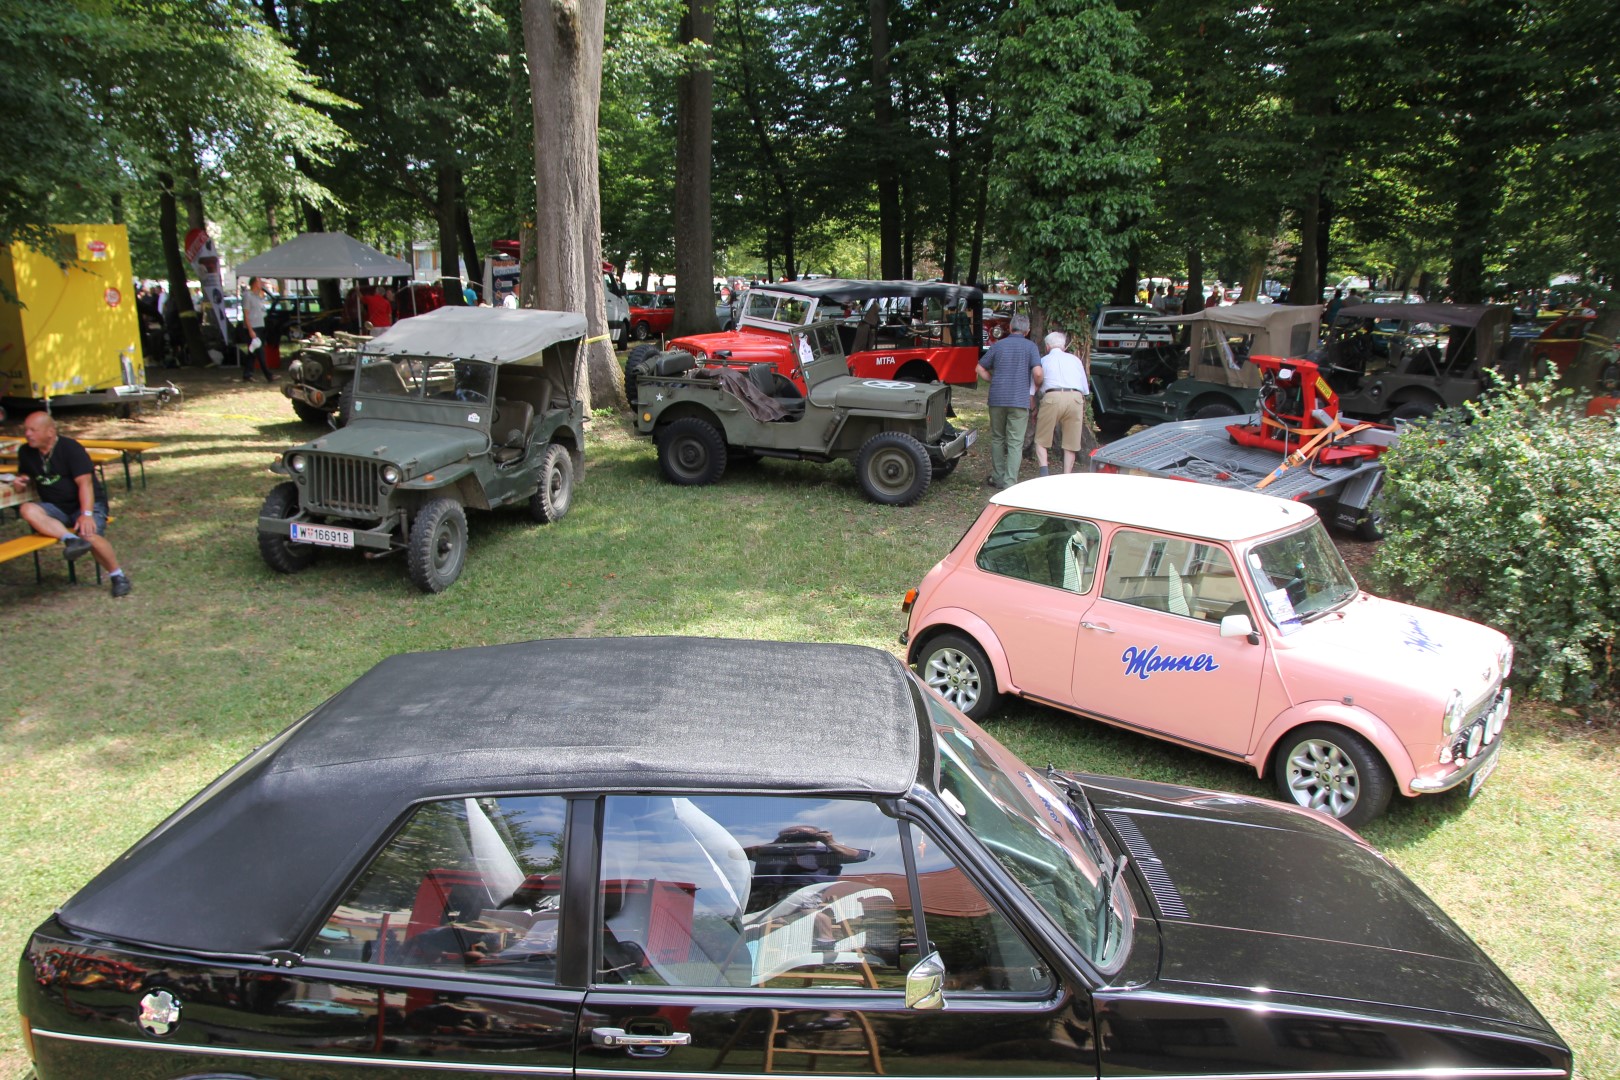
[380,465,401,485]
[1498,641,1514,679]
[1443,689,1465,735]
[1465,724,1484,759]
[288,453,307,474]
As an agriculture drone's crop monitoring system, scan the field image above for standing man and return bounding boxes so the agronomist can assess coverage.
[10,412,132,597]
[975,313,1041,490]
[241,277,275,383]
[1033,330,1091,476]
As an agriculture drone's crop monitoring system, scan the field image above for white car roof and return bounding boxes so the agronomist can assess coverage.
[990,473,1316,542]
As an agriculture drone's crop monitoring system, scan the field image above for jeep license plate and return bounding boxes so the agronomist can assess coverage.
[964,430,978,448]
[291,522,355,548]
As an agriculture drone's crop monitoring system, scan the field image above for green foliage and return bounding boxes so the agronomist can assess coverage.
[1370,385,1620,703]
[987,0,1155,323]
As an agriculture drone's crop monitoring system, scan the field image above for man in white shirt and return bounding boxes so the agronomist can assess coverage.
[1032,330,1090,475]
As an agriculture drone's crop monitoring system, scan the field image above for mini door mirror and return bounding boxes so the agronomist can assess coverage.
[1220,614,1260,645]
[906,950,946,1010]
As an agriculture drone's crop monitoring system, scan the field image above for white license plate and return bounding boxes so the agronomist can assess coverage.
[291,522,355,548]
[1468,749,1500,797]
[964,430,978,448]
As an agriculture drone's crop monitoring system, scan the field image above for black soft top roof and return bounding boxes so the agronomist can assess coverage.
[1337,302,1508,327]
[56,638,925,956]
[763,278,983,305]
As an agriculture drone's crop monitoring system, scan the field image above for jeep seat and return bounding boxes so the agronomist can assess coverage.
[491,398,534,464]
[747,363,806,420]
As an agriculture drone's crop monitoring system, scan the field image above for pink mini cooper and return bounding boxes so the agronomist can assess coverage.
[900,473,1512,826]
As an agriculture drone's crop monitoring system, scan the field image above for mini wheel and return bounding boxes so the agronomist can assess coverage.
[1274,723,1393,827]
[407,498,468,593]
[529,443,575,523]
[258,482,316,574]
[856,431,931,506]
[917,633,999,720]
[657,417,727,485]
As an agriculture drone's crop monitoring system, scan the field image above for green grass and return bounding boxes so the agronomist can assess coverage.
[2,370,1615,1078]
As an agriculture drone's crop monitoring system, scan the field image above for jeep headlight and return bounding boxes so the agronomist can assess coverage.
[380,465,401,485]
[288,453,307,474]
[688,348,707,360]
[1443,689,1465,735]
[1498,641,1514,679]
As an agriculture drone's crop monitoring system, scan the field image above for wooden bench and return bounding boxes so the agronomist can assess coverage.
[75,439,160,491]
[0,516,116,585]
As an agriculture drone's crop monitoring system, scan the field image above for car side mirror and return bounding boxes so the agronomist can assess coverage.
[1221,614,1260,645]
[905,950,946,1010]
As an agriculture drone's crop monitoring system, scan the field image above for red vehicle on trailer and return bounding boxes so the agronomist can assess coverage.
[629,278,984,399]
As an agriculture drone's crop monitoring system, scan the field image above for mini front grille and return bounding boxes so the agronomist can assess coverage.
[304,455,384,517]
[1104,810,1190,919]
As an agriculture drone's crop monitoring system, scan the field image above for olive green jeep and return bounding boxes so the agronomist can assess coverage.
[257,307,585,592]
[630,321,974,505]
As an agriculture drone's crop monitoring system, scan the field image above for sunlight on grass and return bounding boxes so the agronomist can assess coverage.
[0,372,1613,1079]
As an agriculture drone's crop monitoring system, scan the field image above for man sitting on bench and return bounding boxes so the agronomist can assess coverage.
[9,412,132,597]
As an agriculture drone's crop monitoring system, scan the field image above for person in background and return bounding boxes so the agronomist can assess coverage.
[241,277,275,383]
[1205,284,1222,309]
[10,412,131,597]
[976,313,1040,491]
[1325,288,1346,325]
[362,285,395,330]
[1032,330,1091,476]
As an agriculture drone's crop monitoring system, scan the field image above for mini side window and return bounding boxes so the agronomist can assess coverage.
[314,796,567,982]
[1102,529,1242,620]
[976,511,1101,594]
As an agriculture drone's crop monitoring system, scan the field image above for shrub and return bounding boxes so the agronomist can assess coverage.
[1369,385,1619,704]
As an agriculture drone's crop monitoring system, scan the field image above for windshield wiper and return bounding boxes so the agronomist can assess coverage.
[1046,765,1116,874]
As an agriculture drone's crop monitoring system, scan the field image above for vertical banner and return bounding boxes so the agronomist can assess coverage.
[184,227,233,346]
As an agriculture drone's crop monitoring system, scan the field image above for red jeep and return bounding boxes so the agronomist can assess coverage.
[628,279,984,398]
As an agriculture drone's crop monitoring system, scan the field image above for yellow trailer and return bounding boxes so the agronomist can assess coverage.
[0,224,177,411]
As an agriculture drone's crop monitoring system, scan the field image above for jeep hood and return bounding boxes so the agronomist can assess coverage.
[300,420,486,470]
[1277,592,1506,706]
[809,375,940,412]
[1082,776,1551,1033]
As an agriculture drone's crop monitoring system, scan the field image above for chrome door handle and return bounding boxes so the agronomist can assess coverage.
[1080,621,1115,633]
[592,1027,693,1049]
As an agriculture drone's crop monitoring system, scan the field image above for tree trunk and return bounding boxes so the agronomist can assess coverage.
[264,188,280,248]
[1182,248,1204,316]
[110,192,124,226]
[522,0,619,409]
[943,82,960,282]
[156,174,206,366]
[672,0,715,335]
[293,152,343,312]
[968,154,990,286]
[870,0,901,279]
[1315,190,1332,304]
[730,0,795,282]
[437,163,461,299]
[1290,189,1320,305]
[456,193,479,306]
[1111,248,1138,306]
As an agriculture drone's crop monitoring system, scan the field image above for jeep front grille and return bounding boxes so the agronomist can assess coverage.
[927,391,946,433]
[303,455,384,517]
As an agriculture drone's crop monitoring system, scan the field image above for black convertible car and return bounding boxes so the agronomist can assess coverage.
[19,638,1570,1079]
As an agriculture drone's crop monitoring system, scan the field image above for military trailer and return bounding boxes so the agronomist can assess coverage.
[631,320,973,506]
[257,306,585,593]
[282,330,366,425]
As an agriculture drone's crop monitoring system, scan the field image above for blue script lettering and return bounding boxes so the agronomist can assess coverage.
[1121,645,1220,681]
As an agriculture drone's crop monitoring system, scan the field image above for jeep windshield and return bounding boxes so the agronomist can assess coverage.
[740,290,816,328]
[1245,520,1358,632]
[356,355,494,404]
[925,693,1130,970]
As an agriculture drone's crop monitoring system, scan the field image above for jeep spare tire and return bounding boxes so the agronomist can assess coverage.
[624,343,659,404]
[856,431,932,506]
[529,443,575,523]
[258,482,316,574]
[407,498,468,593]
[657,416,727,486]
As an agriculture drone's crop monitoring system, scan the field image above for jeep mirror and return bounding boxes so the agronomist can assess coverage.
[1221,613,1260,644]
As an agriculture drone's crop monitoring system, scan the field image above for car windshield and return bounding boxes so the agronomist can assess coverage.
[742,291,814,326]
[356,354,494,404]
[926,694,1130,970]
[1244,521,1358,632]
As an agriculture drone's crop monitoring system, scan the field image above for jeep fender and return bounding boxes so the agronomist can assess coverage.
[907,608,1016,697]
[397,462,477,491]
[1254,701,1419,792]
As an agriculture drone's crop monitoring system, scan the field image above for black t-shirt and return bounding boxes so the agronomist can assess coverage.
[18,437,106,515]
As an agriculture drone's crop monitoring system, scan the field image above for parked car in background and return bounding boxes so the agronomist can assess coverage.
[19,635,1569,1080]
[902,473,1513,827]
[627,290,677,341]
[1090,304,1174,355]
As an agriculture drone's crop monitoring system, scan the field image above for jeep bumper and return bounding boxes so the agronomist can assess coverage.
[257,511,401,553]
[933,427,976,463]
[282,382,337,410]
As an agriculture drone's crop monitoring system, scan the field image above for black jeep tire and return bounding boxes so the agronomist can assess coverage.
[291,398,329,426]
[258,482,316,575]
[1274,723,1393,828]
[1390,399,1438,422]
[657,417,727,485]
[625,343,659,404]
[1352,508,1385,542]
[335,393,353,428]
[856,431,932,506]
[407,498,468,593]
[1192,400,1240,420]
[1094,409,1133,438]
[917,632,999,721]
[529,443,575,523]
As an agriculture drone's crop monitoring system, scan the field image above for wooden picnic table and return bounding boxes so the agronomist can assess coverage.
[0,440,145,491]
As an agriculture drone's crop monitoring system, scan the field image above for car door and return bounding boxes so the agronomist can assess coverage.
[1074,528,1266,755]
[253,793,589,1078]
[579,793,1098,1080]
[965,510,1102,705]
